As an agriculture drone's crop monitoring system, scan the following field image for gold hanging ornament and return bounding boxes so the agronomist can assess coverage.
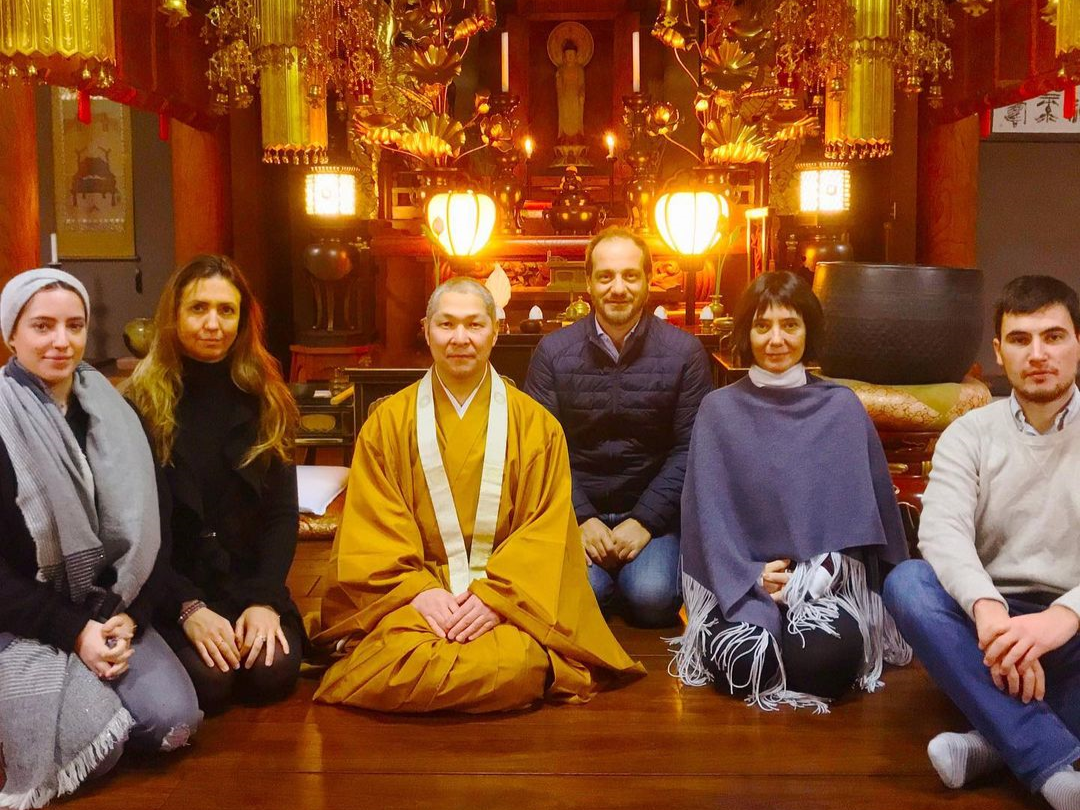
[297,0,383,113]
[202,0,260,112]
[825,0,896,159]
[254,0,327,164]
[158,0,191,27]
[895,0,953,105]
[774,0,856,108]
[0,0,116,87]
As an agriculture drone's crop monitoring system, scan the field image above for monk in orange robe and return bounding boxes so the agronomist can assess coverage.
[309,278,644,712]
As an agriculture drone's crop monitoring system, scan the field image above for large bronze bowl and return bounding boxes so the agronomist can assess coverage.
[812,262,984,385]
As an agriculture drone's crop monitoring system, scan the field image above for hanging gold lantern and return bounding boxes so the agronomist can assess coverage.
[825,0,896,159]
[0,0,116,86]
[158,0,191,27]
[254,0,327,164]
[426,189,497,256]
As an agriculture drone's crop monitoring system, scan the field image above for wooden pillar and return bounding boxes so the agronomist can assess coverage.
[0,84,41,285]
[171,119,233,265]
[918,115,979,268]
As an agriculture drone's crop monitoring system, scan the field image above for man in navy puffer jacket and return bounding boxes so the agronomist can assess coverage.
[525,227,712,627]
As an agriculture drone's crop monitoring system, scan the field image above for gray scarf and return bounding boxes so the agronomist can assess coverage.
[0,360,160,808]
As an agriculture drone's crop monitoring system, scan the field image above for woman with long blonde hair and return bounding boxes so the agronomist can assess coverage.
[127,254,302,713]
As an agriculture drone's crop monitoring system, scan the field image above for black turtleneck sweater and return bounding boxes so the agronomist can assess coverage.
[158,358,299,626]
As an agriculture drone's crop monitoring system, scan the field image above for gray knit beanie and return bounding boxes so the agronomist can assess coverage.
[1,268,91,346]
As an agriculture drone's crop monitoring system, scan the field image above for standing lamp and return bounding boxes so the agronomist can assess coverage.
[654,187,729,327]
[302,166,364,336]
[790,162,853,276]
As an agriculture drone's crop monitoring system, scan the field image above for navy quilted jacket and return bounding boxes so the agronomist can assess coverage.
[524,313,712,535]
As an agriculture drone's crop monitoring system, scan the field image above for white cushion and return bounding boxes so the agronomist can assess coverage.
[296,465,349,516]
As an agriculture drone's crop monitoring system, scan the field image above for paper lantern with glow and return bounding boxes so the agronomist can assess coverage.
[799,166,851,213]
[653,189,729,326]
[654,190,729,255]
[305,169,359,218]
[426,189,497,256]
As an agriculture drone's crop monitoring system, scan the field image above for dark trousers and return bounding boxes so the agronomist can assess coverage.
[169,610,304,714]
[703,603,865,700]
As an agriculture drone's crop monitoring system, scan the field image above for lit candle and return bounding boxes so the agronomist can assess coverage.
[605,132,616,159]
[501,31,509,93]
[523,135,534,160]
[50,232,58,265]
[632,31,640,93]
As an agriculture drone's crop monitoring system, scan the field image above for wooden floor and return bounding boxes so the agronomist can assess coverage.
[68,541,1044,810]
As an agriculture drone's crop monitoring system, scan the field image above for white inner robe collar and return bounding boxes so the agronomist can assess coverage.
[434,365,489,418]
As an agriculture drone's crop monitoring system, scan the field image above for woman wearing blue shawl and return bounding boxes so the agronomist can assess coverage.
[671,272,911,711]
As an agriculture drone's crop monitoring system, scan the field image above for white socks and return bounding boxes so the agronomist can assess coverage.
[927,730,1004,789]
[1041,768,1080,810]
[928,731,1080,809]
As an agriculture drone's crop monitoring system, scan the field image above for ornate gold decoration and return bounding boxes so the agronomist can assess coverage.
[202,0,260,112]
[297,0,378,114]
[158,0,191,27]
[825,0,896,159]
[348,0,497,169]
[0,0,116,88]
[651,0,819,171]
[896,0,953,105]
[957,0,992,17]
[774,0,856,106]
[253,0,327,164]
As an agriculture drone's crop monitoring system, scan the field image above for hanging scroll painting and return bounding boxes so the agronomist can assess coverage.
[51,88,136,259]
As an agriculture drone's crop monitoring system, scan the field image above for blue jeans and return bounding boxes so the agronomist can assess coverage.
[884,560,1080,790]
[586,513,681,628]
[113,628,203,753]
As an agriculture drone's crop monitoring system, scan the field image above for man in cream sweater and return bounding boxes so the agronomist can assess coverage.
[884,275,1080,810]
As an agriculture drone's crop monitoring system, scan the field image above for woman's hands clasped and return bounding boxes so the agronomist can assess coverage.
[182,603,289,671]
[76,613,136,680]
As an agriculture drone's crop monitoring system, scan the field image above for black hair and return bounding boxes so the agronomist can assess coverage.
[731,271,824,366]
[993,275,1080,337]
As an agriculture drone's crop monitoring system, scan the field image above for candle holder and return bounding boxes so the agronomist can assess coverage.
[622,93,663,235]
[488,92,525,235]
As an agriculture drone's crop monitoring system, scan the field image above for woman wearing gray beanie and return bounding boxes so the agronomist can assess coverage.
[0,268,201,809]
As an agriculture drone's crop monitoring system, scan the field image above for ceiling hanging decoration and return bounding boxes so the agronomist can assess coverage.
[158,0,192,28]
[0,0,116,88]
[254,0,327,164]
[773,0,856,110]
[895,0,954,106]
[296,0,379,116]
[202,0,261,112]
[824,0,896,159]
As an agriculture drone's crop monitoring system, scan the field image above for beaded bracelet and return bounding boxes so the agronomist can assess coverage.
[178,600,207,625]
